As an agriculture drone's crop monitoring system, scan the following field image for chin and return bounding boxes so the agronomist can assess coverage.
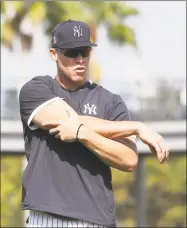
[72,74,86,82]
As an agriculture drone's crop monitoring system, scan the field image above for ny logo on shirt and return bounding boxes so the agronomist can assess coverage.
[83,103,97,115]
[73,26,83,37]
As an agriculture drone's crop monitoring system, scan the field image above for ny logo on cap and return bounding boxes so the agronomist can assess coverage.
[73,26,83,37]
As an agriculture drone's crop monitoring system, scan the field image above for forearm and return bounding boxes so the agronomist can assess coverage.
[32,98,140,139]
[80,115,141,139]
[78,125,138,172]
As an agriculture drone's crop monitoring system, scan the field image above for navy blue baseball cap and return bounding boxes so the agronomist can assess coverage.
[51,19,97,50]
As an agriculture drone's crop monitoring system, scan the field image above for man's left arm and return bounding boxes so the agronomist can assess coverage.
[43,95,169,165]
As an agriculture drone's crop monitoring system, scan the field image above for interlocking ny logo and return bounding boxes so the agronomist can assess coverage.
[84,103,97,115]
[73,26,83,37]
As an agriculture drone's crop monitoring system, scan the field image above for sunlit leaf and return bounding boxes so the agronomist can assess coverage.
[107,23,137,47]
[1,19,15,50]
[27,2,46,25]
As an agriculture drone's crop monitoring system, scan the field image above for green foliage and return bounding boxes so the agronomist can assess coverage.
[27,2,46,25]
[107,24,136,46]
[158,205,186,227]
[146,155,186,227]
[0,1,5,14]
[1,1,138,51]
[112,168,136,226]
[112,155,186,227]
[1,155,24,227]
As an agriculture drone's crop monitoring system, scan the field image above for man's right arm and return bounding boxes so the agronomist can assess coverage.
[32,98,78,130]
[19,76,77,130]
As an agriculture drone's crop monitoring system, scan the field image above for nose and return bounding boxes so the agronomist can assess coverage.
[76,53,84,63]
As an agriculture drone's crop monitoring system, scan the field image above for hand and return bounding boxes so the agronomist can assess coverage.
[42,117,83,143]
[137,123,169,164]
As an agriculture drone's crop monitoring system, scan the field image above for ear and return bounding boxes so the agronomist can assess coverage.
[49,48,57,61]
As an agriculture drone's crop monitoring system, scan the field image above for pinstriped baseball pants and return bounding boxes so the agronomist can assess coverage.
[27,210,106,227]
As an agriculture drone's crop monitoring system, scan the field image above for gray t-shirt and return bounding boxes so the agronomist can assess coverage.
[19,75,137,227]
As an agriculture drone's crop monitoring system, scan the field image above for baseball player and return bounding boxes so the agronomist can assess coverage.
[19,20,169,227]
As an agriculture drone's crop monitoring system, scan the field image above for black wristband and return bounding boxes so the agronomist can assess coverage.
[76,124,84,141]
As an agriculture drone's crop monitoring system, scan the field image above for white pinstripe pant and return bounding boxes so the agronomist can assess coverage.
[27,210,105,227]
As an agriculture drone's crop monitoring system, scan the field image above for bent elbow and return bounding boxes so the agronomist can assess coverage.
[121,156,138,172]
[126,163,138,172]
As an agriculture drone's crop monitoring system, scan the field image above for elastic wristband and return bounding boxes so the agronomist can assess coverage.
[76,124,84,141]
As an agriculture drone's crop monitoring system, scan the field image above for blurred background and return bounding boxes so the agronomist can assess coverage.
[1,1,186,227]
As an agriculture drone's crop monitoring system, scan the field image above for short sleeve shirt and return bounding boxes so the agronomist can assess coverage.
[19,75,137,227]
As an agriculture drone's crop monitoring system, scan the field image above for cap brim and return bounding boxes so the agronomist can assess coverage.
[56,41,97,50]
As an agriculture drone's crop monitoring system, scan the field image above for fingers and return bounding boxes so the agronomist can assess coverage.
[49,130,61,140]
[42,121,62,127]
[151,139,169,164]
[165,146,170,161]
[54,133,61,139]
[49,128,63,140]
[158,140,169,163]
[154,143,163,163]
[49,127,59,135]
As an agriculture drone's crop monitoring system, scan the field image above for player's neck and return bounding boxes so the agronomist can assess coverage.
[56,73,88,91]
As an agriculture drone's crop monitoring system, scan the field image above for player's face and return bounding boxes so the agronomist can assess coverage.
[50,47,91,83]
